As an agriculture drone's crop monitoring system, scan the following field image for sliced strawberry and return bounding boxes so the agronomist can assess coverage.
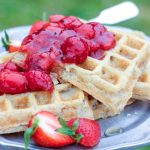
[29,20,48,34]
[24,111,74,149]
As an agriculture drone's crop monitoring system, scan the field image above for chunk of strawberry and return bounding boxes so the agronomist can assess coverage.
[49,14,65,22]
[99,31,116,50]
[29,20,48,34]
[26,70,54,92]
[89,49,105,60]
[61,16,82,29]
[61,36,88,64]
[23,52,55,72]
[0,72,28,94]
[0,61,20,72]
[75,24,95,39]
[50,15,82,29]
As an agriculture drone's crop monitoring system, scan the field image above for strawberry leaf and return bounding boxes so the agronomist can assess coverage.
[42,11,48,21]
[72,119,79,131]
[4,31,10,42]
[1,37,8,50]
[1,31,11,51]
[74,133,84,143]
[58,117,68,128]
[56,127,75,136]
[24,119,39,150]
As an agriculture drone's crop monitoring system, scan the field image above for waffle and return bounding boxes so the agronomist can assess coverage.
[111,29,150,101]
[0,81,120,134]
[61,29,150,113]
[133,62,150,100]
[130,31,150,100]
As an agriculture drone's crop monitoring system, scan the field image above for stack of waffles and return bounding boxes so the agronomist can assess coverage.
[0,28,150,134]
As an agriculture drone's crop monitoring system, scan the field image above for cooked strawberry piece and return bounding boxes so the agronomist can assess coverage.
[61,36,88,64]
[60,29,76,41]
[99,31,116,50]
[0,72,27,94]
[68,118,101,147]
[90,22,107,36]
[29,20,48,34]
[21,34,33,48]
[26,70,54,92]
[49,22,59,27]
[0,61,20,72]
[24,111,74,149]
[21,26,64,54]
[90,49,105,60]
[23,52,55,72]
[50,15,82,29]
[75,24,95,39]
[60,16,82,29]
[49,14,65,22]
[87,22,108,52]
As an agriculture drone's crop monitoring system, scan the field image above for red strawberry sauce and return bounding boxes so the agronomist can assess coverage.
[0,15,116,94]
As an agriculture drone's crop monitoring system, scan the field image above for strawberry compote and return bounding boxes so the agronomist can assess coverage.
[0,15,116,95]
[21,15,116,71]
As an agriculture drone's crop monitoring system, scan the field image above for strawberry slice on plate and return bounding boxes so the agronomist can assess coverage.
[24,111,75,149]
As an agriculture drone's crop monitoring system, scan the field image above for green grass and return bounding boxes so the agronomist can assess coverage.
[0,0,150,35]
[138,146,150,150]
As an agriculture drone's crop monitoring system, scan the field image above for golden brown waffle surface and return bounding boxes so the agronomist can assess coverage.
[61,29,150,113]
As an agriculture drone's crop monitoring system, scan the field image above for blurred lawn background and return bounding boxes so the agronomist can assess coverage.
[0,0,150,35]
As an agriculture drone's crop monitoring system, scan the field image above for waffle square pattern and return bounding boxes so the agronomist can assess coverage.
[62,29,150,113]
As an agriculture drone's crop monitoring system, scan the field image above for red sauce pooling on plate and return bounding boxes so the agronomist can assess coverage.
[0,15,116,95]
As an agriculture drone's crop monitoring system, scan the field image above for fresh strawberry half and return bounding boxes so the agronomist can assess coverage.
[1,31,21,52]
[24,111,75,149]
